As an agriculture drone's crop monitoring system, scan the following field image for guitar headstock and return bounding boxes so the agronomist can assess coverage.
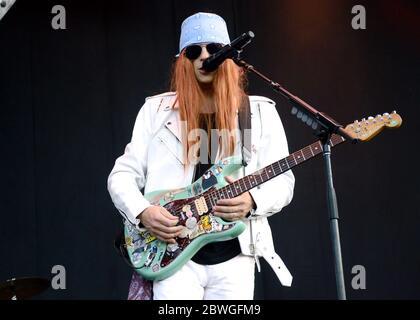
[343,111,402,142]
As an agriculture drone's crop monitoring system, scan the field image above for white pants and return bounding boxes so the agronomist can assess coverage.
[153,254,255,300]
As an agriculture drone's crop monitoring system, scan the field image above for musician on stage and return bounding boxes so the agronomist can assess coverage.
[108,12,295,300]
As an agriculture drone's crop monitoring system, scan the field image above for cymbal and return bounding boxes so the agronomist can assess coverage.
[0,277,50,300]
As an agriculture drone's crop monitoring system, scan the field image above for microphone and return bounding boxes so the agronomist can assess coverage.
[201,31,255,72]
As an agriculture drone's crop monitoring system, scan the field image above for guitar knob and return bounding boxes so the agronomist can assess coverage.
[383,113,389,117]
[368,116,374,120]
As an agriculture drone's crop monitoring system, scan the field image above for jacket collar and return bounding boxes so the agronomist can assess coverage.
[163,95,240,145]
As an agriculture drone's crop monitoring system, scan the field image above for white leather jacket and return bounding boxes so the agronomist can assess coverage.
[108,92,295,286]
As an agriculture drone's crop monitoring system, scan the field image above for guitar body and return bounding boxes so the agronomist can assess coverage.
[124,156,247,281]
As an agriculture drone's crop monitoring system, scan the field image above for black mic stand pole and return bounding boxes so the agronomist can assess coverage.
[233,55,355,300]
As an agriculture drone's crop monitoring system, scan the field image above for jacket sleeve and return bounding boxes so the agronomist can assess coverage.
[107,99,154,225]
[248,102,295,218]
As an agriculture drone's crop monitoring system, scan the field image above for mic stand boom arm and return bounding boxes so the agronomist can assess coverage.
[233,58,356,142]
[233,56,349,300]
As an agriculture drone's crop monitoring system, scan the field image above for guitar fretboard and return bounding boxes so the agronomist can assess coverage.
[205,134,346,207]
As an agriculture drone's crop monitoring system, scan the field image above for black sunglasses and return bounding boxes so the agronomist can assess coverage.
[184,43,224,60]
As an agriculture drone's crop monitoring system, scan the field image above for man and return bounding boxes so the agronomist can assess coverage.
[108,12,295,300]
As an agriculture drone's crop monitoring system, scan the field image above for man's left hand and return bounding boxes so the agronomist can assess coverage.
[213,176,255,221]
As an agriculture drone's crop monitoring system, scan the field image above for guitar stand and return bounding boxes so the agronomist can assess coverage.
[233,50,352,300]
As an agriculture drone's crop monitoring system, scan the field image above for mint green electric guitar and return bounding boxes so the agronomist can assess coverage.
[123,112,402,281]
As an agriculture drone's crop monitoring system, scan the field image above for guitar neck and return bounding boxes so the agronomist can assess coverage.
[211,134,346,203]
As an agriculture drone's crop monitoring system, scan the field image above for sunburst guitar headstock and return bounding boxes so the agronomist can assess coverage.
[343,111,402,142]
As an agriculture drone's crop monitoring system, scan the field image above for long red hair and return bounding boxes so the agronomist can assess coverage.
[170,53,246,166]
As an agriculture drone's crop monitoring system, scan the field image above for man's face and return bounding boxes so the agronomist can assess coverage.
[191,44,217,84]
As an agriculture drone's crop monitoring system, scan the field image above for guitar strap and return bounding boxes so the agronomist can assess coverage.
[238,95,252,167]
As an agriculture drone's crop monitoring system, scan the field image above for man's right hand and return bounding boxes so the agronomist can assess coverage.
[138,206,184,244]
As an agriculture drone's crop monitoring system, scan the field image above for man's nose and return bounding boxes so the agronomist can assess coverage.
[200,46,210,60]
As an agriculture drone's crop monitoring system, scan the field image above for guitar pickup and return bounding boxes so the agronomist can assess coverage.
[194,197,209,215]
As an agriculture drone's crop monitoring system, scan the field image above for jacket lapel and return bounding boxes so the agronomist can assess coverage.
[161,102,185,164]
[164,111,183,143]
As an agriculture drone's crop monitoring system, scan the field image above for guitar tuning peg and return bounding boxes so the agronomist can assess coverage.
[392,110,397,114]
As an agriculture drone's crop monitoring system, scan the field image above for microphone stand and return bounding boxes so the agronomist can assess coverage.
[233,55,356,300]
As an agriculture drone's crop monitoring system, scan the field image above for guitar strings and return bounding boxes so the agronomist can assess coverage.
[168,136,344,215]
